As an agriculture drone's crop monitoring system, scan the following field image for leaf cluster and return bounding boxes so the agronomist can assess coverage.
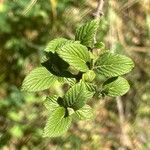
[22,19,134,137]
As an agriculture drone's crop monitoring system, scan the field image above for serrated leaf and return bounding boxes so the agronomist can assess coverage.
[74,105,94,120]
[82,81,96,93]
[41,54,48,63]
[75,19,99,48]
[58,77,76,86]
[41,52,71,77]
[45,38,80,53]
[57,43,90,72]
[102,77,130,97]
[22,67,56,92]
[44,38,68,53]
[63,82,93,110]
[44,95,60,112]
[94,42,105,49]
[63,78,76,86]
[94,52,134,77]
[43,107,72,137]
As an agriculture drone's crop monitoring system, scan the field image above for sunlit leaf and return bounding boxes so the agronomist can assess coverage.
[102,77,130,97]
[94,52,134,77]
[22,67,56,92]
[63,82,93,110]
[57,43,90,72]
[44,95,60,112]
[45,38,80,53]
[43,107,72,137]
[74,104,94,120]
[75,19,99,48]
[44,38,68,53]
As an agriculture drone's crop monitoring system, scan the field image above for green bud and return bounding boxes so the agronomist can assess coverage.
[82,70,96,82]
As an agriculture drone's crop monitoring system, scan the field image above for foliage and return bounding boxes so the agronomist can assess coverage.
[0,0,150,149]
[22,19,134,137]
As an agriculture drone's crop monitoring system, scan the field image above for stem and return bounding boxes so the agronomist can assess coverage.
[116,97,125,124]
[94,0,105,44]
[116,97,133,149]
[94,0,105,20]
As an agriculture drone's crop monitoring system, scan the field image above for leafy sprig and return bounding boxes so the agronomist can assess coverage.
[22,19,134,137]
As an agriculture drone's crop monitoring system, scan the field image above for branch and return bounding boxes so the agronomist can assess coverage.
[116,97,125,125]
[116,97,133,149]
[93,0,105,43]
[94,0,104,19]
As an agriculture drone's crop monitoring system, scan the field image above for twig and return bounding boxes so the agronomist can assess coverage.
[50,0,57,19]
[94,0,105,44]
[116,97,133,149]
[94,0,104,20]
[116,97,125,126]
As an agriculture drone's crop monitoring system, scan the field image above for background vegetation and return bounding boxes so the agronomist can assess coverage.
[0,0,150,149]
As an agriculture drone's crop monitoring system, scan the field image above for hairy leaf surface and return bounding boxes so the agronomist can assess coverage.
[75,20,99,48]
[102,77,130,97]
[94,52,134,77]
[63,82,93,110]
[43,107,72,137]
[44,95,60,112]
[45,38,79,53]
[57,43,90,72]
[74,104,93,120]
[22,67,56,92]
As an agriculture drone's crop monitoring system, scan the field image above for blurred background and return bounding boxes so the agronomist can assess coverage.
[0,0,150,149]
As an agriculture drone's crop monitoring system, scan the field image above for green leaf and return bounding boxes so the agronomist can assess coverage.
[44,38,68,53]
[82,81,96,93]
[94,52,134,77]
[94,42,105,49]
[63,82,93,110]
[45,38,80,53]
[41,54,48,63]
[74,105,94,120]
[58,77,76,86]
[22,67,56,92]
[63,78,76,86]
[41,53,71,77]
[57,43,90,72]
[75,19,99,48]
[44,95,60,113]
[102,77,130,97]
[43,107,72,137]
